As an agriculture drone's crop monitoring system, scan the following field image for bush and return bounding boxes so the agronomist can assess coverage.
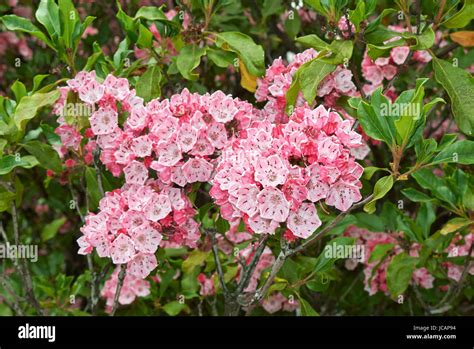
[0,0,473,317]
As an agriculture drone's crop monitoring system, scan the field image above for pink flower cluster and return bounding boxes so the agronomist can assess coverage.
[101,266,151,312]
[56,70,259,185]
[344,227,474,296]
[78,180,200,277]
[211,105,363,239]
[255,48,357,120]
[361,25,432,96]
[343,227,435,295]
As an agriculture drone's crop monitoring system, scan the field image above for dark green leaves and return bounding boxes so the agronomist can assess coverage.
[430,140,474,165]
[176,45,207,81]
[41,217,67,241]
[314,236,355,273]
[216,32,265,77]
[0,15,54,49]
[432,57,474,136]
[22,141,62,173]
[14,90,60,131]
[0,155,38,175]
[357,88,396,145]
[363,175,394,214]
[285,58,336,113]
[442,0,474,28]
[386,252,417,297]
[136,65,162,102]
[36,0,61,40]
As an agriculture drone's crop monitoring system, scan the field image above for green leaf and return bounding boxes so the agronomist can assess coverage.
[348,1,365,32]
[22,141,62,173]
[134,6,164,20]
[296,294,319,316]
[364,175,394,214]
[412,169,457,208]
[401,188,434,202]
[296,34,329,50]
[369,243,394,263]
[40,124,61,146]
[416,202,436,239]
[216,32,265,76]
[182,250,210,274]
[429,140,474,165]
[320,40,354,64]
[136,65,161,102]
[11,80,27,102]
[432,57,474,136]
[442,0,474,28]
[262,0,284,18]
[176,45,207,81]
[207,48,236,68]
[363,166,390,180]
[386,252,417,297]
[162,301,189,316]
[41,217,67,241]
[136,23,153,49]
[32,74,50,93]
[439,217,472,235]
[85,167,101,210]
[14,90,60,131]
[58,0,80,49]
[0,155,38,175]
[357,88,396,145]
[285,58,336,113]
[314,236,355,273]
[216,215,230,233]
[0,15,54,50]
[284,11,301,38]
[401,26,435,50]
[36,0,61,39]
[393,78,428,147]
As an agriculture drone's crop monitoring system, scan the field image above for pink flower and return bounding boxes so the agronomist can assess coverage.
[89,106,118,135]
[182,157,214,183]
[254,154,288,187]
[123,161,148,185]
[287,203,321,238]
[78,79,104,104]
[110,234,135,264]
[257,187,290,222]
[391,46,410,65]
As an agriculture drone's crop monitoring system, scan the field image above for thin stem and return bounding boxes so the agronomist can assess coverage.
[110,264,127,316]
[244,194,374,306]
[236,235,269,294]
[208,229,228,295]
[0,274,25,315]
[11,203,44,315]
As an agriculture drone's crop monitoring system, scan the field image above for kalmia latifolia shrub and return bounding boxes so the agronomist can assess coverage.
[1,0,473,319]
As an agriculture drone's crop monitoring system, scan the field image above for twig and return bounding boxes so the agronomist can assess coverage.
[244,194,374,306]
[236,235,269,294]
[68,180,84,223]
[429,242,474,314]
[0,274,25,315]
[110,264,127,316]
[92,149,105,197]
[208,229,229,295]
[11,203,44,315]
